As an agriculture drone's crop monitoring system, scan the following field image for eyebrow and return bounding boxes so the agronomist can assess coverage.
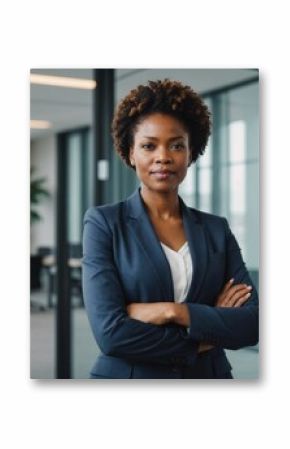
[141,136,186,141]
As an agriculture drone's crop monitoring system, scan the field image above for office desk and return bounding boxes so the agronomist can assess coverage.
[41,256,82,308]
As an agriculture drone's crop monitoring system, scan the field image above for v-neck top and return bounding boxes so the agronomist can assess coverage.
[160,241,193,303]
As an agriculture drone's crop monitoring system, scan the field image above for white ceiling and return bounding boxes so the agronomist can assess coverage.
[30,68,258,140]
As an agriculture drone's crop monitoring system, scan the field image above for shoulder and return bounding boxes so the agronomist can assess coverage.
[188,206,228,229]
[185,207,232,243]
[83,199,126,228]
[186,208,233,252]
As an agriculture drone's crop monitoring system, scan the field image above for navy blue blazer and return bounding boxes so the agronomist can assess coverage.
[82,187,259,379]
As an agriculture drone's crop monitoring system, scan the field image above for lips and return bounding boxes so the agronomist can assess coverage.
[150,170,175,175]
[150,170,175,180]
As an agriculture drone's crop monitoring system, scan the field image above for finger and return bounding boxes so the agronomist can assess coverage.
[223,284,251,305]
[222,278,235,293]
[126,305,132,315]
[228,289,252,307]
[234,293,251,308]
[218,290,248,308]
[198,343,214,353]
[227,289,251,307]
[220,290,248,308]
[218,291,246,308]
[216,283,251,307]
[217,279,236,304]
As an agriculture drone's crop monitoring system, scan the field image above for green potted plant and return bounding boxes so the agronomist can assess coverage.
[30,167,51,290]
[30,167,51,223]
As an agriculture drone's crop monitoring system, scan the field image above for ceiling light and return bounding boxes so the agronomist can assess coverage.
[30,73,97,89]
[30,120,51,129]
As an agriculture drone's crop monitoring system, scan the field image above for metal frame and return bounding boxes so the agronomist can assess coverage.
[55,71,115,378]
[56,132,71,379]
[93,69,114,205]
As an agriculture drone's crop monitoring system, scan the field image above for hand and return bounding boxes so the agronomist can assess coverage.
[126,302,174,325]
[198,279,253,354]
[215,278,252,308]
[198,342,215,354]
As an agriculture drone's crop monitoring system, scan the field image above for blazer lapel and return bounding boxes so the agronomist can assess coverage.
[125,188,174,301]
[125,188,209,304]
[179,197,208,303]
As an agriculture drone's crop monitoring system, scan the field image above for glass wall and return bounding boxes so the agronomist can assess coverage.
[66,129,93,245]
[179,81,259,273]
[63,128,98,378]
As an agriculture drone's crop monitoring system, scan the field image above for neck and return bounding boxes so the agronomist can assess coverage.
[140,185,181,220]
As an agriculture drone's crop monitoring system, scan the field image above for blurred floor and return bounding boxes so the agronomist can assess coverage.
[30,290,259,379]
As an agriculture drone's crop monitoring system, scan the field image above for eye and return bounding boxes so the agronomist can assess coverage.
[141,143,155,150]
[171,143,185,150]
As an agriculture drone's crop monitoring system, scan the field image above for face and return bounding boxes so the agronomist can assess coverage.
[130,113,191,194]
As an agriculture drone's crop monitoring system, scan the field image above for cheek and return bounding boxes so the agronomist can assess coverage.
[177,153,190,169]
[178,168,188,183]
[177,158,190,179]
[134,154,151,170]
[134,160,148,178]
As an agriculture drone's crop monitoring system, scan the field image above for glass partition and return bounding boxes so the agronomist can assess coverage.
[179,82,259,273]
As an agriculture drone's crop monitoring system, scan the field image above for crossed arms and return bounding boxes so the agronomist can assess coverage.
[82,208,259,367]
[127,278,254,353]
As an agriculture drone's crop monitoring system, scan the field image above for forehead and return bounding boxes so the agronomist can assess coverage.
[134,113,188,138]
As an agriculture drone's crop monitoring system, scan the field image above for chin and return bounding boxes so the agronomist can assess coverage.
[144,181,179,193]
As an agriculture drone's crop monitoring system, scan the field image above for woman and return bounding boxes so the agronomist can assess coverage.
[82,79,259,379]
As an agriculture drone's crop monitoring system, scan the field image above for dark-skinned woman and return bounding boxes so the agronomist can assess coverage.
[82,79,258,379]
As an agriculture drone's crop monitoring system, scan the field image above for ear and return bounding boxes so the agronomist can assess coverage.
[129,148,135,166]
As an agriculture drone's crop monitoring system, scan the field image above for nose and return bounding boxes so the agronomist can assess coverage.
[154,146,172,164]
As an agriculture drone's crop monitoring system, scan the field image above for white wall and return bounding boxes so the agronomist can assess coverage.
[30,135,56,254]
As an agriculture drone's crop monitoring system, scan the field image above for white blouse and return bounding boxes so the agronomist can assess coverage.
[160,241,193,303]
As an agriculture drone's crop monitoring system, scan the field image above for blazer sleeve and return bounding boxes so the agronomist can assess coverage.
[186,218,259,350]
[82,207,199,367]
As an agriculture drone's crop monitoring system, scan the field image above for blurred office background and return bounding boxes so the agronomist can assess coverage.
[30,68,259,379]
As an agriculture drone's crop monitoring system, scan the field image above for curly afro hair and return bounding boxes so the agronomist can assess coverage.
[111,78,211,169]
